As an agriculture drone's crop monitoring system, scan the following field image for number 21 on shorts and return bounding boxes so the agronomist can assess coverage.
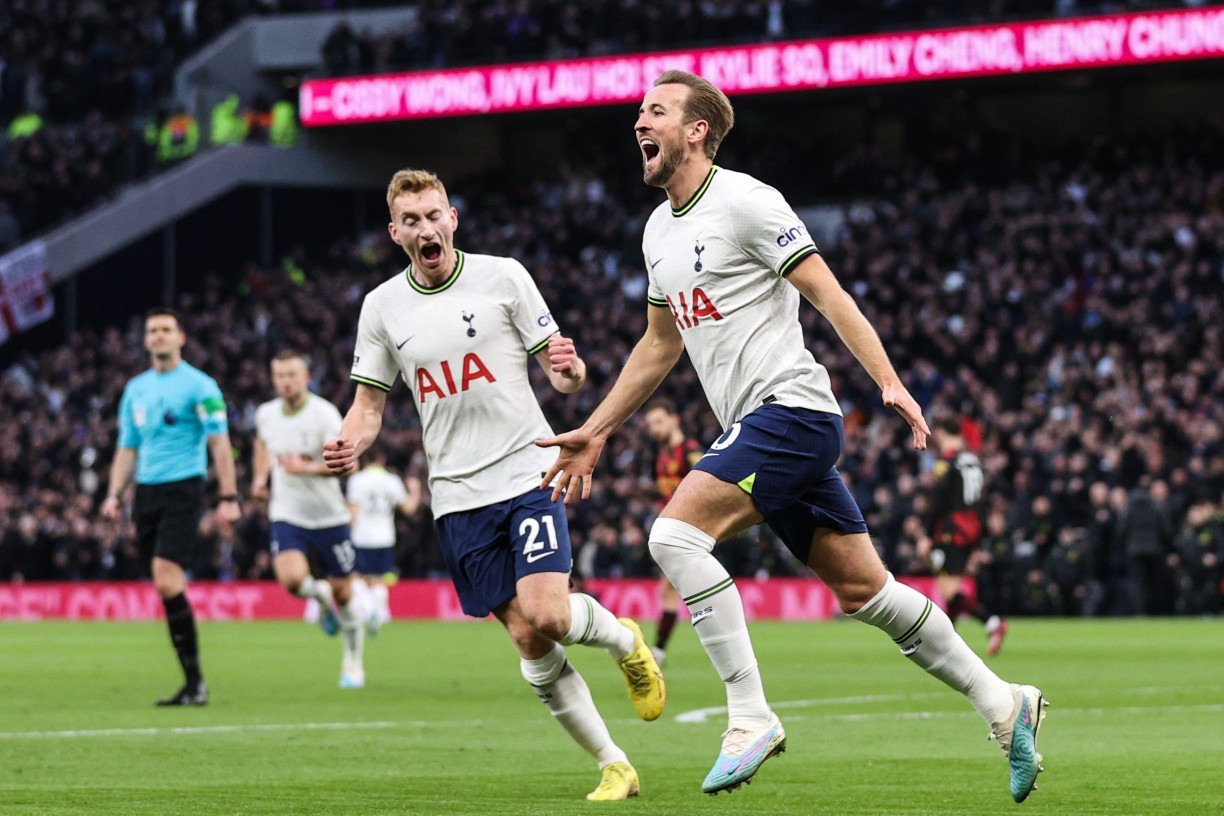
[520,515,558,563]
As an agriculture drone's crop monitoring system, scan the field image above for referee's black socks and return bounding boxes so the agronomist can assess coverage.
[163,593,203,688]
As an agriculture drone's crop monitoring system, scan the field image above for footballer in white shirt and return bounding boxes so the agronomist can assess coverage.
[323,169,664,801]
[251,350,370,688]
[540,71,1047,801]
[345,445,423,633]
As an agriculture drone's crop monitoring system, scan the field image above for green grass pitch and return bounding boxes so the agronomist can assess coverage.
[1,617,1221,815]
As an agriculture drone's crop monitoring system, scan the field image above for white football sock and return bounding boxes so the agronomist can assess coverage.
[336,580,367,671]
[561,593,635,659]
[295,574,334,608]
[372,582,391,621]
[648,517,771,728]
[851,573,1014,724]
[521,643,627,767]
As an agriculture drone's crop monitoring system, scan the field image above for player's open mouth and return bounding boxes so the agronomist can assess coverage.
[641,139,660,166]
[420,242,442,263]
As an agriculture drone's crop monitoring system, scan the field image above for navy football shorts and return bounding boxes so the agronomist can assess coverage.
[270,522,356,578]
[354,546,396,576]
[434,488,573,618]
[693,403,868,564]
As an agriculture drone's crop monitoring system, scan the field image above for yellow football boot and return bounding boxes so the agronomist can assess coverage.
[586,761,640,801]
[616,617,666,721]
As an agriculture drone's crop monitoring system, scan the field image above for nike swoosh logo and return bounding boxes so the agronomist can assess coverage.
[700,452,719,459]
[525,550,555,564]
[650,258,664,269]
[396,335,414,350]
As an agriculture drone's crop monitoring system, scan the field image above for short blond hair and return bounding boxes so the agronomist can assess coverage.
[386,168,449,217]
[653,70,735,159]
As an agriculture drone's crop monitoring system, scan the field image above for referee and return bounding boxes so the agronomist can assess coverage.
[100,307,240,706]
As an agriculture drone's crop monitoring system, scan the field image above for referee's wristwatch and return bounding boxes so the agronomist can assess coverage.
[217,493,241,508]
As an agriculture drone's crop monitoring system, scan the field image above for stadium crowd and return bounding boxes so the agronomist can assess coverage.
[1,120,1221,617]
[0,0,256,249]
[0,0,1198,249]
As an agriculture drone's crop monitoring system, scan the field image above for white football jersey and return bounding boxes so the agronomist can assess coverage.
[255,395,351,528]
[350,251,559,517]
[346,466,407,548]
[644,166,842,429]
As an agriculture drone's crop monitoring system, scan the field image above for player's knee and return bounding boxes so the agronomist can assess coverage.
[648,517,714,571]
[153,574,183,598]
[525,605,570,642]
[506,619,551,657]
[834,579,883,615]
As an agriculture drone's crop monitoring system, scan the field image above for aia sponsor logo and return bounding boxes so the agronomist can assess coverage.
[665,287,723,329]
[416,353,495,403]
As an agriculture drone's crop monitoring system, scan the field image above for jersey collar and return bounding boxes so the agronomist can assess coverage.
[671,166,718,218]
[280,394,310,416]
[406,250,465,295]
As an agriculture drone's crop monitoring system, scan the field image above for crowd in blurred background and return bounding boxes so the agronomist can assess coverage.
[0,0,299,251]
[2,117,1221,616]
[0,0,1200,249]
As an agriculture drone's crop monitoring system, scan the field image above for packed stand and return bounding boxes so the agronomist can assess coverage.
[319,0,1197,75]
[2,125,1222,617]
[0,1,289,250]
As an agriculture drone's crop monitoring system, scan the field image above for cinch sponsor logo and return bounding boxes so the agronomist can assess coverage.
[416,353,496,403]
[666,287,724,329]
[776,224,808,247]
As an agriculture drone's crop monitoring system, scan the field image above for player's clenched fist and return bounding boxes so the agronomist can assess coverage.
[548,334,581,380]
[323,436,358,475]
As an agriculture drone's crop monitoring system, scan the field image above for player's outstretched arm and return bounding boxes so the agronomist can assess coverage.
[786,253,930,451]
[100,447,137,519]
[533,333,587,394]
[324,384,388,475]
[537,306,684,503]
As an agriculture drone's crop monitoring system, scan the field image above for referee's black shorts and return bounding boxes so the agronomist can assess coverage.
[134,477,205,568]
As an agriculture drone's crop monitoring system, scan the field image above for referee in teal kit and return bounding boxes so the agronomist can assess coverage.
[101,308,240,706]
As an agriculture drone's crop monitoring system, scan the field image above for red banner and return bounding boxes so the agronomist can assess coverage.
[0,577,966,621]
[301,7,1224,126]
[0,240,54,345]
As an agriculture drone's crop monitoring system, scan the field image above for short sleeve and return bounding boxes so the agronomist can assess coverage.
[731,183,819,277]
[645,241,667,308]
[350,296,400,393]
[117,383,140,448]
[321,400,344,437]
[505,260,558,355]
[392,475,409,503]
[253,403,269,443]
[196,376,228,436]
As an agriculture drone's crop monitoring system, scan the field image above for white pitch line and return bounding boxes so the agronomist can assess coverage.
[5,700,1220,741]
[0,720,409,740]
